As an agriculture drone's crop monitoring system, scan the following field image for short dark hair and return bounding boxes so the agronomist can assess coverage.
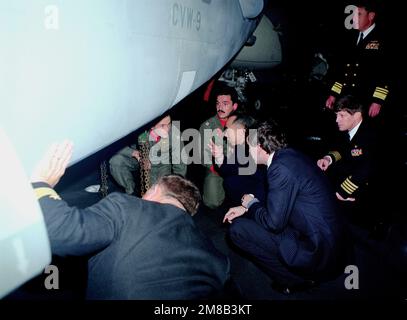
[229,114,257,141]
[355,0,380,13]
[248,120,287,154]
[334,95,363,115]
[213,84,238,104]
[156,175,201,216]
[230,113,257,129]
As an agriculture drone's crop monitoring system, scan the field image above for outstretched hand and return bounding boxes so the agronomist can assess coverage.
[30,140,73,188]
[223,206,247,224]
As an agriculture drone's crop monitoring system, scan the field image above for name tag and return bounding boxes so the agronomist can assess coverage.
[351,148,363,156]
[365,41,380,50]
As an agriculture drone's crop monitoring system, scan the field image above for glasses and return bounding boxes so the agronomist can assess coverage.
[155,122,171,129]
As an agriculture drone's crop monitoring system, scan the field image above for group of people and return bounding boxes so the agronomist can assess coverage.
[30,88,374,298]
[322,0,391,233]
[29,0,393,299]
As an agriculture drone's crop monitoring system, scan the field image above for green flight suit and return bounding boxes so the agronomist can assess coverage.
[199,116,226,209]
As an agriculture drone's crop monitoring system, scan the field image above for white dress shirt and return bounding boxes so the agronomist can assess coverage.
[267,152,275,168]
[357,23,376,45]
[349,120,362,141]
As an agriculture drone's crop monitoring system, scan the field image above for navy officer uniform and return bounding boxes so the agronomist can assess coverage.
[329,24,389,113]
[326,120,380,201]
[229,148,346,287]
[325,120,384,228]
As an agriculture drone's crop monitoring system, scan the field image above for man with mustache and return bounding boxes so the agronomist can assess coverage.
[199,85,238,209]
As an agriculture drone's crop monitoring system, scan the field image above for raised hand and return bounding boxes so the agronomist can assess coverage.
[223,206,247,223]
[208,140,224,165]
[30,140,73,188]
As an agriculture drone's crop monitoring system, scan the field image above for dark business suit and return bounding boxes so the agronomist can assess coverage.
[215,144,267,207]
[33,182,230,299]
[229,148,345,286]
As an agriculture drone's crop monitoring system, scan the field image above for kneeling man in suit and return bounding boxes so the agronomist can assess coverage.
[223,121,346,290]
[31,141,229,299]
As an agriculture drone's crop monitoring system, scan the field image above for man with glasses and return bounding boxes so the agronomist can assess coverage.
[109,114,186,196]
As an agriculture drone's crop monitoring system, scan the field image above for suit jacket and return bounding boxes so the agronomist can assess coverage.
[329,26,389,107]
[33,182,230,299]
[247,149,344,276]
[327,120,380,199]
[215,143,267,207]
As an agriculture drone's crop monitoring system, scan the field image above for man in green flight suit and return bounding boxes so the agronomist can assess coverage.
[109,115,187,195]
[199,85,239,209]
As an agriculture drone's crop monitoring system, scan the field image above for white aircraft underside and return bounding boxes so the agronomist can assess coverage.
[1,0,264,173]
[0,0,273,298]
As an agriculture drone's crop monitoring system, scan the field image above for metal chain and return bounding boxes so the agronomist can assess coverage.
[139,142,151,196]
[99,160,109,198]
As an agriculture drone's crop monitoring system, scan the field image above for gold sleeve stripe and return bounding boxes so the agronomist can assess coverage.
[340,184,354,195]
[34,187,61,200]
[341,177,359,195]
[344,178,358,191]
[373,92,387,100]
[373,87,389,101]
[331,82,343,94]
[328,151,341,162]
[376,87,389,94]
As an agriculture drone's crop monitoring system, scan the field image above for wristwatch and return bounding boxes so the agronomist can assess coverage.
[241,194,255,208]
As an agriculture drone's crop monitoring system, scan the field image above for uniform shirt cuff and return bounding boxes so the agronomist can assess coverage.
[247,198,260,209]
[31,182,61,200]
[32,181,52,189]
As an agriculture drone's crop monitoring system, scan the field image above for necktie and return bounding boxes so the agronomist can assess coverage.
[357,32,364,46]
